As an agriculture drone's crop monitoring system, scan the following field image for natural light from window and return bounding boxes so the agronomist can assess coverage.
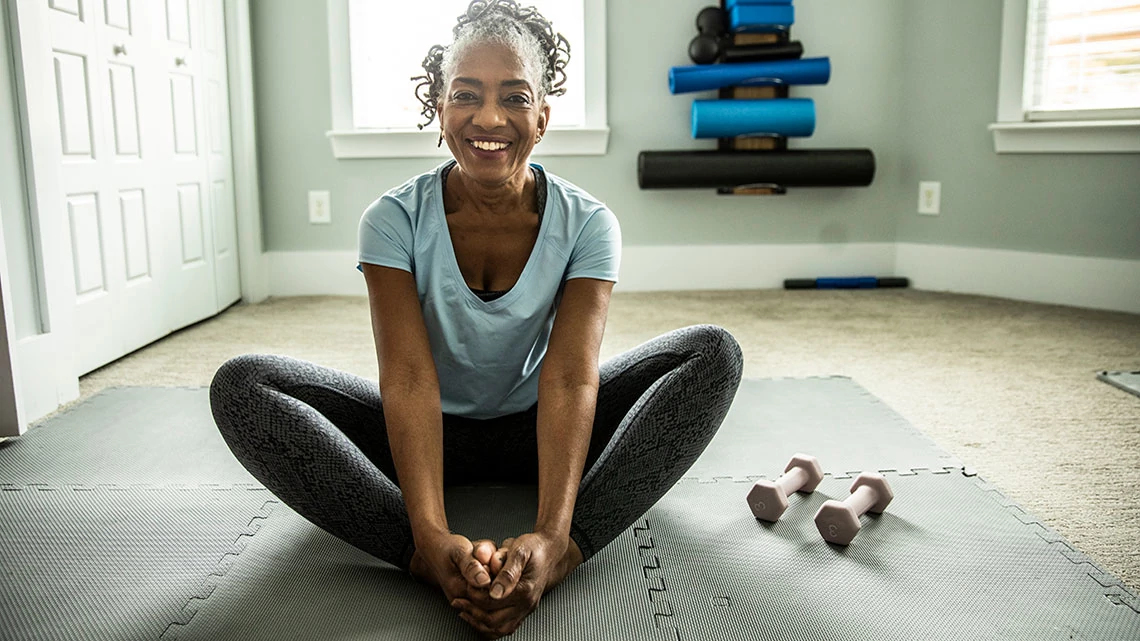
[348,1,585,131]
[1026,0,1140,116]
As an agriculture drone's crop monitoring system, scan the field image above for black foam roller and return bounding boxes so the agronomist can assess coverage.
[722,41,804,64]
[638,150,876,189]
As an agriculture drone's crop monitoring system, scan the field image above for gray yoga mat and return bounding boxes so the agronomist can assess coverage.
[169,472,1140,640]
[1,381,1137,640]
[687,377,960,479]
[0,387,256,486]
[1098,370,1140,399]
[0,485,274,641]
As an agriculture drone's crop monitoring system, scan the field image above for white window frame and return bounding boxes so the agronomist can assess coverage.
[325,0,609,159]
[989,0,1140,153]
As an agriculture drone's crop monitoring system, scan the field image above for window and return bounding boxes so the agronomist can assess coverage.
[990,0,1140,152]
[327,0,609,159]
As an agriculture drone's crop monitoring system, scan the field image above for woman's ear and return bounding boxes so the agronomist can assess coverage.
[537,101,551,136]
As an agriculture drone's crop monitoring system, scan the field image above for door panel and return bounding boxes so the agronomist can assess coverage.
[119,188,149,281]
[169,72,197,154]
[164,0,190,45]
[52,52,94,157]
[48,0,82,18]
[177,182,204,264]
[103,0,130,32]
[66,193,105,297]
[106,61,140,157]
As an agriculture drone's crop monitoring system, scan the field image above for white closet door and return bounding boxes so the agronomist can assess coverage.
[17,0,239,377]
[45,0,124,373]
[151,0,219,332]
[97,0,170,358]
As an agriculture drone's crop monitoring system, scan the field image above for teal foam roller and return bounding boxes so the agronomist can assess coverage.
[670,57,830,94]
[730,5,794,32]
[726,0,792,8]
[692,99,815,138]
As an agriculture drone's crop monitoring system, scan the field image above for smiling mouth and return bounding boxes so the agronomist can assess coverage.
[468,139,512,152]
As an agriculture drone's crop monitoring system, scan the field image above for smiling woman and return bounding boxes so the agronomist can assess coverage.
[210,1,743,639]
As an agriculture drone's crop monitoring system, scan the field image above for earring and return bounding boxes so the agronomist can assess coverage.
[535,133,543,144]
[438,131,444,148]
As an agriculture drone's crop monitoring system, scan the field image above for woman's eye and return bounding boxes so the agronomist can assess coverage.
[507,95,531,105]
[453,92,477,101]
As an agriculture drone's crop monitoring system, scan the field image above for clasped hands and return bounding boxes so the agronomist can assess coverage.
[410,530,574,639]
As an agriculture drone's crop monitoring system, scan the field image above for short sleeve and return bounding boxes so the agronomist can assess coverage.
[565,206,622,282]
[357,196,414,273]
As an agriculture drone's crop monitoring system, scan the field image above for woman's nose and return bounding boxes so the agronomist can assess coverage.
[472,100,507,130]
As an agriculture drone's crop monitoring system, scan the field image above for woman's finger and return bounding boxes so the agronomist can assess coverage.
[489,545,508,576]
[451,544,491,588]
[455,599,526,636]
[471,539,497,567]
[489,542,530,600]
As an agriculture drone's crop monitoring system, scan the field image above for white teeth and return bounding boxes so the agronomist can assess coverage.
[470,140,509,151]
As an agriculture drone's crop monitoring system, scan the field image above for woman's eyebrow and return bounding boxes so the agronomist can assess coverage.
[453,77,531,90]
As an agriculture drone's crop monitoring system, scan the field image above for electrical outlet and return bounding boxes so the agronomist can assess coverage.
[309,190,331,224]
[918,181,941,215]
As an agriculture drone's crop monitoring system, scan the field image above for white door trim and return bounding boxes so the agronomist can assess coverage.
[224,0,267,304]
[0,204,27,436]
[6,0,82,432]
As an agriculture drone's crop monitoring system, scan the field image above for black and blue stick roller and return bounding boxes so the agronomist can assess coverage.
[784,277,910,290]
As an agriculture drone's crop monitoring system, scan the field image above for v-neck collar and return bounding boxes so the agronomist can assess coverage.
[434,161,552,309]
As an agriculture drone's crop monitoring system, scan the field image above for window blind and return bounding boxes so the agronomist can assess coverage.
[1024,0,1140,120]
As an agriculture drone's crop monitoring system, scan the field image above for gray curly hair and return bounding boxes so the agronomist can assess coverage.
[411,0,571,129]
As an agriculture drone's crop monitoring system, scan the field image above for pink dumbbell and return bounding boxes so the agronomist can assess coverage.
[814,472,894,545]
[747,453,824,522]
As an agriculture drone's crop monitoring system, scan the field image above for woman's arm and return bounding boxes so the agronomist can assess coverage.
[533,278,614,540]
[362,264,448,544]
[362,264,492,595]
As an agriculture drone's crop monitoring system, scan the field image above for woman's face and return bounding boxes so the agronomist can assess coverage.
[438,42,550,189]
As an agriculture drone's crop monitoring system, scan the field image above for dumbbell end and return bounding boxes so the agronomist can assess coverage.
[786,453,825,493]
[814,500,860,545]
[747,480,789,522]
[850,473,894,513]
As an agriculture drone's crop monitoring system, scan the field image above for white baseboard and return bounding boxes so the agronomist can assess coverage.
[266,244,899,297]
[614,243,898,292]
[266,244,1140,315]
[269,252,369,297]
[896,243,1140,315]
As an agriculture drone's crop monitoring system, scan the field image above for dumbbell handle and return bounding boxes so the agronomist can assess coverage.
[844,485,880,516]
[774,466,810,496]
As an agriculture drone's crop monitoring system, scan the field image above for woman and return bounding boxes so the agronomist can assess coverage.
[210,1,743,637]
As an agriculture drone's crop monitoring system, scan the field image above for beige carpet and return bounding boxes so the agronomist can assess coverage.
[71,289,1140,590]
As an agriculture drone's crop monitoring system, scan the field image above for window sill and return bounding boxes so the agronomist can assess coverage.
[988,120,1140,154]
[327,127,611,159]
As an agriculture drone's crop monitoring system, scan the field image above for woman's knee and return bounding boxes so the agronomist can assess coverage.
[208,354,291,429]
[683,324,744,382]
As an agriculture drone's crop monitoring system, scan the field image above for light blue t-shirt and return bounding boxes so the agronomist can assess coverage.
[357,161,622,419]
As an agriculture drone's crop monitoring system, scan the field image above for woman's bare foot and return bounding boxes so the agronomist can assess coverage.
[546,537,584,592]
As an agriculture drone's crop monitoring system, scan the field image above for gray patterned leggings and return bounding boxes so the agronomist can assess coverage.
[209,324,743,569]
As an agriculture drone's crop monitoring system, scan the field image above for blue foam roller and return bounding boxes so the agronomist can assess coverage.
[730,5,794,32]
[817,277,879,289]
[725,0,792,8]
[691,99,815,138]
[670,57,830,94]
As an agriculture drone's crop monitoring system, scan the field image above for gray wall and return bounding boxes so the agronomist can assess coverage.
[896,1,1140,260]
[243,0,1140,260]
[250,0,907,253]
[1,3,40,339]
